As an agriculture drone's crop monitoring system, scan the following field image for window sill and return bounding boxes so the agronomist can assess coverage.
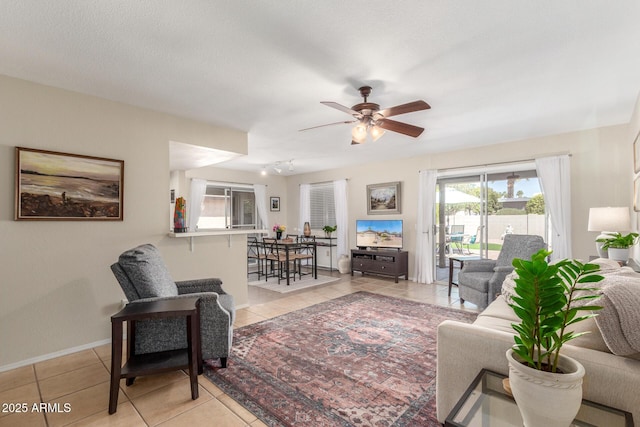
[168,229,269,251]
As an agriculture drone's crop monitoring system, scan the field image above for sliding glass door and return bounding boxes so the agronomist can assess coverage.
[435,164,545,271]
[436,176,486,268]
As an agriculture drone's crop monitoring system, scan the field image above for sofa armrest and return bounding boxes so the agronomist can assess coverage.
[176,278,224,295]
[460,259,497,273]
[436,320,515,423]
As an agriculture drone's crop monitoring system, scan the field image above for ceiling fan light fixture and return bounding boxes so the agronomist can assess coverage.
[351,128,367,145]
[370,125,385,141]
[351,123,367,139]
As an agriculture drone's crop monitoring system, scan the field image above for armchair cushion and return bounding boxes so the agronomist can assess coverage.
[118,244,178,298]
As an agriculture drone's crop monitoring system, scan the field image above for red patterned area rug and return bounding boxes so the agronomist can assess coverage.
[205,291,477,426]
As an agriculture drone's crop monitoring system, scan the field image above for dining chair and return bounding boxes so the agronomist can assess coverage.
[262,238,297,284]
[294,235,315,279]
[247,236,265,280]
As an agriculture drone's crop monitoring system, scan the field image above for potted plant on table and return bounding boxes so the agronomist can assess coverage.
[596,232,639,263]
[506,249,603,427]
[322,225,337,238]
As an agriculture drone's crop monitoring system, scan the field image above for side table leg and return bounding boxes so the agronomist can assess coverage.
[186,314,199,400]
[448,258,454,296]
[109,320,123,414]
[126,320,136,386]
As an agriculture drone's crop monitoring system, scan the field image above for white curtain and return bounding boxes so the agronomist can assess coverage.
[333,179,349,258]
[536,155,572,260]
[414,169,438,283]
[299,183,311,232]
[188,178,207,231]
[253,184,269,231]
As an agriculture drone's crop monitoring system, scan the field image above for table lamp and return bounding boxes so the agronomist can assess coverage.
[587,207,630,258]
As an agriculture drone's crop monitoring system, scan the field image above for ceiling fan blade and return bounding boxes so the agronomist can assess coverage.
[378,100,431,118]
[299,120,356,132]
[377,118,424,138]
[321,101,362,117]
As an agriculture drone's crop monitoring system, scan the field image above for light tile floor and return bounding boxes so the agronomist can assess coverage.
[0,272,478,427]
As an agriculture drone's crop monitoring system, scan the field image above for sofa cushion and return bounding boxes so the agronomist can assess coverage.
[118,244,178,298]
[476,296,611,353]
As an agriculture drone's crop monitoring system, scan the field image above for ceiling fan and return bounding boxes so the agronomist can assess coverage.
[300,86,431,144]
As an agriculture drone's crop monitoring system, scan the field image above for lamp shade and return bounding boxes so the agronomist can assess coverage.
[587,207,630,232]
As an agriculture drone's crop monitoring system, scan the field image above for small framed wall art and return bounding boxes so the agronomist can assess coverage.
[15,147,124,220]
[270,196,280,212]
[367,181,401,214]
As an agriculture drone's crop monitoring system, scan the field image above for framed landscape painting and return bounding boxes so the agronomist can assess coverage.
[15,147,124,220]
[367,181,401,214]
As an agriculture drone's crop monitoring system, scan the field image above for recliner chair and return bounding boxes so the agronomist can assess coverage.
[110,243,235,367]
[457,234,546,309]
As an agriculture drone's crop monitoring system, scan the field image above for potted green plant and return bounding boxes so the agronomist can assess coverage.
[322,225,337,238]
[596,232,639,262]
[506,249,603,427]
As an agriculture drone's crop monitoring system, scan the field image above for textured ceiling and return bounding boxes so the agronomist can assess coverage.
[2,1,640,175]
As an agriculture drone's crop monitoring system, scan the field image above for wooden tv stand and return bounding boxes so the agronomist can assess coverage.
[351,249,408,283]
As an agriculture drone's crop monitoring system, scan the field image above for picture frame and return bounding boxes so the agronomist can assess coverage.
[270,196,280,212]
[15,147,124,220]
[367,181,401,214]
[634,130,640,174]
[635,176,640,212]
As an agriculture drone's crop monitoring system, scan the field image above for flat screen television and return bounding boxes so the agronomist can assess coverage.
[356,219,403,249]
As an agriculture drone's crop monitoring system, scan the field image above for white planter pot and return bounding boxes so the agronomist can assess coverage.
[506,348,585,427]
[607,247,629,263]
[338,255,350,274]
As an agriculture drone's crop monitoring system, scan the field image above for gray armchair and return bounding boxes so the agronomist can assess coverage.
[457,234,546,309]
[110,244,235,368]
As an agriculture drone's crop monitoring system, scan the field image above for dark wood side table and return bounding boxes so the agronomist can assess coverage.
[109,297,201,414]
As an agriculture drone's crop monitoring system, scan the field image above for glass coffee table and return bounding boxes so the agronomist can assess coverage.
[445,369,634,427]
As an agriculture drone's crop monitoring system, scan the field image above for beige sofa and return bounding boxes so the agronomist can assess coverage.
[436,259,640,424]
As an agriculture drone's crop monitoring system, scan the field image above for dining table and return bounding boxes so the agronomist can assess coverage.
[269,239,318,286]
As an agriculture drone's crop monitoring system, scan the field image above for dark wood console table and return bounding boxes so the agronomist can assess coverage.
[109,297,201,414]
[351,249,408,283]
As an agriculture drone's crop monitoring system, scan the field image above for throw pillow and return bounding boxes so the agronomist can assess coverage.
[500,271,518,305]
[118,244,178,299]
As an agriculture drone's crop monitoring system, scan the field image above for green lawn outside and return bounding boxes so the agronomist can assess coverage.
[467,243,503,251]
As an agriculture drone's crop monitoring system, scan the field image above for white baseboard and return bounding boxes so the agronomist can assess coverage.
[0,339,111,373]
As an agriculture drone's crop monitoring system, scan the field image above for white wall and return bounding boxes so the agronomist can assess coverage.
[0,75,250,368]
[286,124,632,277]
